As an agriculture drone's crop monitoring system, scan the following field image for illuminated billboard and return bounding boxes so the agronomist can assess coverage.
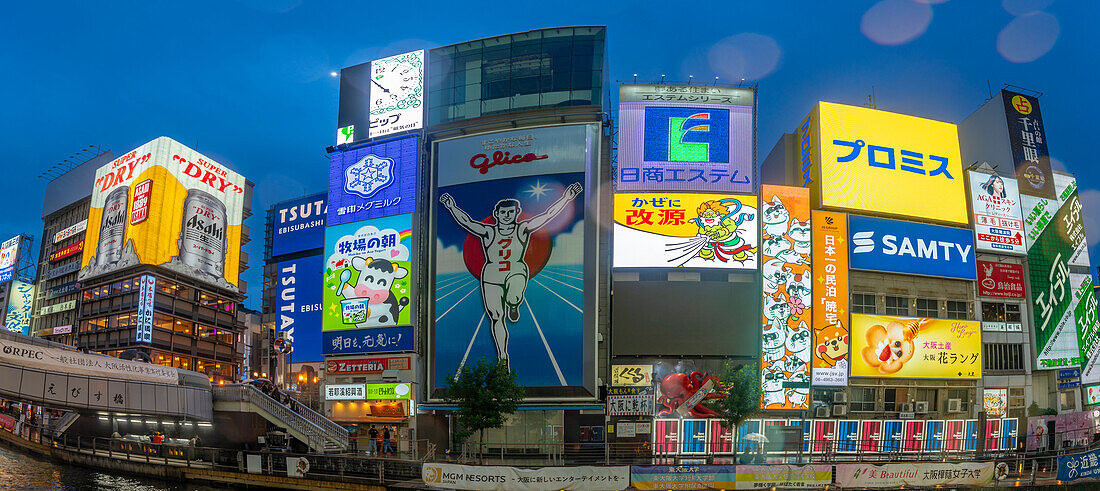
[276,255,323,363]
[617,84,754,193]
[759,185,810,410]
[78,137,248,291]
[811,210,849,386]
[850,314,981,379]
[968,170,1025,255]
[1028,188,1088,370]
[848,215,976,280]
[613,193,758,269]
[271,194,326,257]
[4,281,33,335]
[322,214,413,332]
[804,102,967,224]
[327,135,418,227]
[367,50,425,139]
[0,236,19,283]
[432,124,596,393]
[1002,90,1055,198]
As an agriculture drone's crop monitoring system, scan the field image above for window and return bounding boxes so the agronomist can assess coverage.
[984,343,1025,371]
[947,389,970,412]
[982,302,1006,322]
[885,296,909,316]
[884,388,898,412]
[852,293,876,314]
[1009,387,1026,418]
[850,387,876,412]
[1060,391,1076,412]
[913,388,938,410]
[915,298,939,317]
[1006,304,1022,322]
[946,300,969,319]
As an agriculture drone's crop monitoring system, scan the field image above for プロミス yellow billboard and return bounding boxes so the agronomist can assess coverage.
[806,102,967,224]
[79,137,247,292]
[850,314,982,379]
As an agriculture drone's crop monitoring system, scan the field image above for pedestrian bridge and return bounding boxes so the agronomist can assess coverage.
[0,330,212,420]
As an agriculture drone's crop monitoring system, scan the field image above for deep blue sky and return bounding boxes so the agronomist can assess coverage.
[1,0,1097,307]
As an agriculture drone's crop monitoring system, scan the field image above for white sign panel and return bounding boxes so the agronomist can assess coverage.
[836,462,994,488]
[54,220,88,244]
[422,463,630,491]
[607,394,655,416]
[0,337,179,384]
[969,170,1025,255]
[368,50,425,139]
[325,383,366,400]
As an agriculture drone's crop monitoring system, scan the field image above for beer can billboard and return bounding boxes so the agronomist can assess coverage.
[79,137,248,292]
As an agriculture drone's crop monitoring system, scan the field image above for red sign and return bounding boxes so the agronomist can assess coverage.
[977,261,1025,299]
[326,356,411,374]
[50,241,84,263]
[130,179,152,225]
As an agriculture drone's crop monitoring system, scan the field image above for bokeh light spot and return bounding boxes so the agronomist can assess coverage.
[861,0,934,46]
[706,33,781,82]
[997,12,1059,63]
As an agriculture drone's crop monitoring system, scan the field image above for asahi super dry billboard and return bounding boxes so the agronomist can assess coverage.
[79,137,248,291]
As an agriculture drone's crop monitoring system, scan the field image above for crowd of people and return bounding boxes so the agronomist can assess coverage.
[366,425,398,457]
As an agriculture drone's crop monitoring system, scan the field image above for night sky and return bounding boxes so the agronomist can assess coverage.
[1,0,1096,306]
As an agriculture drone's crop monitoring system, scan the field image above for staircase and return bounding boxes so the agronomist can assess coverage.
[212,384,349,453]
[54,412,80,435]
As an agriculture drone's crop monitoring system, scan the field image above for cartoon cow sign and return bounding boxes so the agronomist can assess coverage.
[339,256,410,327]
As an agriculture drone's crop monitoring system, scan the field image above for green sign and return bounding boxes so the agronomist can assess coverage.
[1029,190,1085,369]
[363,383,411,400]
[1075,275,1100,381]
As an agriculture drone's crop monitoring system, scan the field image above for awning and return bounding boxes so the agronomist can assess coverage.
[418,404,604,411]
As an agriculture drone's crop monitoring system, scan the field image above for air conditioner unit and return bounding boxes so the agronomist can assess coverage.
[948,399,963,413]
[833,405,848,416]
[915,401,929,413]
[900,403,915,413]
[833,392,848,404]
[815,406,830,418]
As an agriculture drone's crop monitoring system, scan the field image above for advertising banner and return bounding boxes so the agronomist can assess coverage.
[276,255,323,363]
[45,281,80,300]
[977,261,1025,299]
[433,124,594,391]
[810,102,967,224]
[1003,90,1055,198]
[1021,194,1059,252]
[607,393,655,416]
[54,220,87,244]
[1086,385,1100,405]
[367,50,424,139]
[136,275,155,343]
[0,337,178,384]
[850,314,981,379]
[422,463,629,491]
[0,236,19,283]
[848,215,976,280]
[1073,274,1100,384]
[759,185,810,410]
[360,382,411,399]
[613,193,758,269]
[39,300,76,316]
[3,281,33,335]
[610,364,653,387]
[1059,448,1100,482]
[325,384,365,400]
[79,137,248,291]
[323,214,413,332]
[629,465,737,490]
[271,194,326,257]
[617,84,754,193]
[812,210,849,386]
[322,326,413,356]
[50,241,84,263]
[733,465,832,489]
[1055,174,1092,267]
[969,170,1025,254]
[43,261,80,280]
[1029,190,1086,369]
[837,462,993,488]
[984,388,1008,418]
[325,356,411,374]
[327,135,417,227]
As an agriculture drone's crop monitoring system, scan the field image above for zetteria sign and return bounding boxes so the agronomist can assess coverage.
[849,215,976,280]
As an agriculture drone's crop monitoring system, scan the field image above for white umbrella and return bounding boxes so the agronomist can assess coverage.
[743,432,769,443]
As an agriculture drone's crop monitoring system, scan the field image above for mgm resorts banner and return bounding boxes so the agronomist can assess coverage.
[422,463,628,491]
[837,462,994,488]
[432,124,597,395]
[79,137,248,292]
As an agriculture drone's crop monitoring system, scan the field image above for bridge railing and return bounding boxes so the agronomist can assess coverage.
[212,384,349,451]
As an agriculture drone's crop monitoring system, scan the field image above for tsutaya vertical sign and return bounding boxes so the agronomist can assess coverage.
[760,185,811,410]
[812,210,849,386]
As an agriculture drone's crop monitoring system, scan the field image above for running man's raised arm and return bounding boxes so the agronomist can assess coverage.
[439,193,491,237]
[526,182,582,232]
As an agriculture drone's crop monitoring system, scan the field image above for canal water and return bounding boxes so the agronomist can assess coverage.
[0,444,221,490]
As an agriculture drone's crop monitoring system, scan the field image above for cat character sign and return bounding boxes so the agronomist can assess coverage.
[613,193,758,269]
[759,185,812,410]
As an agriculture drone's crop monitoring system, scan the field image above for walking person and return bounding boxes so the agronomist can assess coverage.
[382,426,394,456]
[367,425,378,457]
